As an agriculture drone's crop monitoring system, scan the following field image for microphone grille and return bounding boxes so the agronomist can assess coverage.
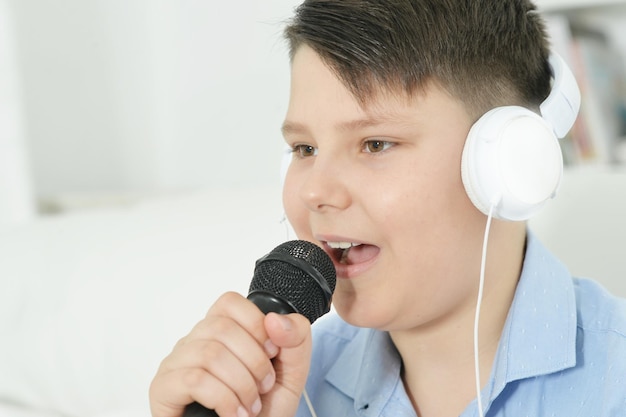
[249,240,336,323]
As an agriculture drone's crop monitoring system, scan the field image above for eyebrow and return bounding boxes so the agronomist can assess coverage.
[281,115,399,137]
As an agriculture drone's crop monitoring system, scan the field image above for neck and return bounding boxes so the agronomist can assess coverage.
[390,222,526,417]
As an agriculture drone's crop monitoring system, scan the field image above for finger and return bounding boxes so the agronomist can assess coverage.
[150,366,249,417]
[175,338,264,409]
[173,315,277,393]
[193,292,279,357]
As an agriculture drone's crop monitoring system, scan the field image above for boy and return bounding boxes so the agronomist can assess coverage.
[149,1,626,416]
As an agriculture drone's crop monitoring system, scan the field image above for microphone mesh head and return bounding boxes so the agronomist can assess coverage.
[249,240,336,323]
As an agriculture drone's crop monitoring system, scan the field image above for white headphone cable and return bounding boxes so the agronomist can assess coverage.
[474,203,496,417]
[302,389,319,417]
[280,213,292,241]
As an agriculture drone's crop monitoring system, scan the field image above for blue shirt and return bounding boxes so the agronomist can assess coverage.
[298,232,626,416]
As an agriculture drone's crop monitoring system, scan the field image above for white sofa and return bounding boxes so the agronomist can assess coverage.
[0,168,624,417]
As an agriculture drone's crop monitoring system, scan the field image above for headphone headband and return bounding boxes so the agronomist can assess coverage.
[540,53,581,139]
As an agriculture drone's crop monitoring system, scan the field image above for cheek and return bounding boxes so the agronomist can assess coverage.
[411,142,477,220]
[383,163,465,223]
[379,154,481,271]
[282,174,311,239]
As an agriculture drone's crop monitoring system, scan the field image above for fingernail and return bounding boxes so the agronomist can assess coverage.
[251,398,262,415]
[237,405,249,417]
[264,339,279,357]
[277,314,292,331]
[261,372,275,393]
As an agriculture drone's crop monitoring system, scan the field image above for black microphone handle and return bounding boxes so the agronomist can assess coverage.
[182,293,298,417]
[183,402,218,417]
[181,239,336,417]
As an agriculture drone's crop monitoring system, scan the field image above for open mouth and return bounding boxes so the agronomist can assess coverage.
[325,241,380,265]
[326,241,360,264]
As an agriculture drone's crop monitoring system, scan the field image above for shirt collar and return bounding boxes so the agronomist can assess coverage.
[486,230,578,402]
[326,328,404,415]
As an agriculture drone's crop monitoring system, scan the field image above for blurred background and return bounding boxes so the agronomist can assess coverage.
[1,0,301,229]
[2,0,626,230]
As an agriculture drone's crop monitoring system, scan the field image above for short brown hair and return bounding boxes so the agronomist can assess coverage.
[284,0,552,119]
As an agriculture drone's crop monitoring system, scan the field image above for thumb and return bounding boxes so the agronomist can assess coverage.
[262,313,312,407]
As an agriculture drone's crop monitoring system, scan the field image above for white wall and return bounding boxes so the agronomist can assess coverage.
[6,0,626,209]
[0,0,35,228]
[7,0,299,202]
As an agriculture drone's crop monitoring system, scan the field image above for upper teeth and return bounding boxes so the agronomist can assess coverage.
[327,242,361,249]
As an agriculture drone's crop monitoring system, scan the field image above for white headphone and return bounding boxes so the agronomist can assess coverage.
[461,53,581,221]
[281,53,581,222]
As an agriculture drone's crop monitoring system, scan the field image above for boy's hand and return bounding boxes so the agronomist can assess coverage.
[149,292,312,417]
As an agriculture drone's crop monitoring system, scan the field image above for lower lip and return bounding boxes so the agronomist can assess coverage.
[331,249,380,279]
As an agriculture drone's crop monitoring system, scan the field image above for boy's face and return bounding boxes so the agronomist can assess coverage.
[282,46,488,331]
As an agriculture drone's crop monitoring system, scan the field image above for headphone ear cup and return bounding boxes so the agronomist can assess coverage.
[461,106,563,221]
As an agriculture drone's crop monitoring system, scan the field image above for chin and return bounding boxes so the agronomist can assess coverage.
[333,295,398,330]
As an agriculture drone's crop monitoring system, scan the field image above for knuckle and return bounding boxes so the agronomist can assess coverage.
[184,373,244,417]
[216,291,243,306]
[174,334,189,348]
[209,315,236,335]
[239,387,262,412]
[229,378,262,414]
[214,393,245,417]
[181,367,207,389]
[181,361,259,417]
[249,355,273,381]
[198,340,225,366]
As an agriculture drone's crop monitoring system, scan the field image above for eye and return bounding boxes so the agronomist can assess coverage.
[363,139,394,154]
[292,144,318,158]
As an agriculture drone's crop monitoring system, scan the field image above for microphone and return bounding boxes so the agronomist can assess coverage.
[183,240,337,417]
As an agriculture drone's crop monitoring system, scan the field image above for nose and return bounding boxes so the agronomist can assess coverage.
[297,154,351,213]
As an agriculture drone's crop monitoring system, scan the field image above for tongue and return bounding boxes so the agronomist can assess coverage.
[345,244,380,264]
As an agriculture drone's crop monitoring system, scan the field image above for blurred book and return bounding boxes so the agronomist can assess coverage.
[544,14,626,165]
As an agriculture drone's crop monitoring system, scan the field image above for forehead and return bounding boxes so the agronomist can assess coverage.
[290,45,416,105]
[284,46,470,135]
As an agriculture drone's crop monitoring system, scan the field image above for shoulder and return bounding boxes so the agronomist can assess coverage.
[574,277,626,337]
[571,277,626,410]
